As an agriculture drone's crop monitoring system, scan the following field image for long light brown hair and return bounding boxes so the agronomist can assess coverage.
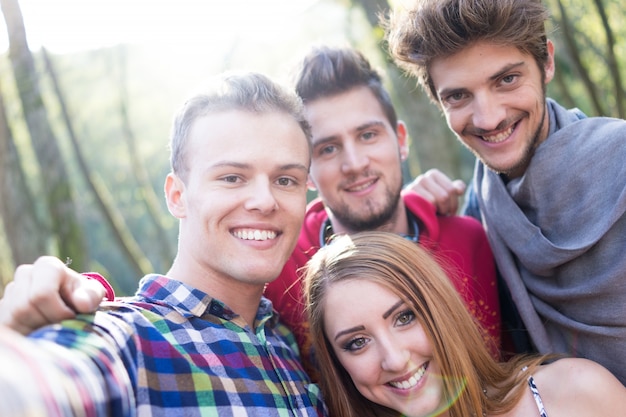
[304,232,548,417]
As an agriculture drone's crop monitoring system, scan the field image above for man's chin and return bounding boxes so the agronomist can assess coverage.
[482,157,531,179]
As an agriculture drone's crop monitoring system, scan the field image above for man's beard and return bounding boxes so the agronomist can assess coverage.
[329,181,403,232]
[472,98,548,178]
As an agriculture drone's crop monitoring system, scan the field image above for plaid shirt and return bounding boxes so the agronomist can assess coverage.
[22,274,327,416]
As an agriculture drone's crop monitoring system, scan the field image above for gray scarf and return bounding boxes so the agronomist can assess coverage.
[474,99,626,384]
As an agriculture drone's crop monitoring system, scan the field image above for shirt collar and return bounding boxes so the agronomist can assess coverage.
[135,274,277,329]
[320,208,420,246]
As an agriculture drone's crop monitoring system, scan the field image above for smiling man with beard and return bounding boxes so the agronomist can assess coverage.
[386,0,626,385]
[264,46,502,379]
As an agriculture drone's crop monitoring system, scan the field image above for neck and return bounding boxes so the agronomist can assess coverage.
[167,259,264,328]
[327,201,410,237]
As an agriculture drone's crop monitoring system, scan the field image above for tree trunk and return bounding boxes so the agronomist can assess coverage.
[552,0,605,115]
[591,0,624,118]
[41,48,153,280]
[116,46,175,271]
[0,0,87,269]
[0,82,46,268]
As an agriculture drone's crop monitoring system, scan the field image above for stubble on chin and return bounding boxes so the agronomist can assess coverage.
[331,184,402,232]
[470,103,548,179]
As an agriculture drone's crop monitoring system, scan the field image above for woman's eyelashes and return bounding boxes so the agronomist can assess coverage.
[340,309,417,352]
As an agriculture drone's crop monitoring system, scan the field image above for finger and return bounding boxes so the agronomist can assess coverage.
[411,175,456,215]
[0,281,34,334]
[410,181,451,215]
[0,268,58,334]
[444,180,465,215]
[410,183,437,205]
[65,277,106,314]
[451,179,467,194]
[30,257,82,324]
[4,259,77,334]
[423,171,466,215]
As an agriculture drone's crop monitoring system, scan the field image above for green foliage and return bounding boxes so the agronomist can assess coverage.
[546,0,626,117]
[0,0,623,294]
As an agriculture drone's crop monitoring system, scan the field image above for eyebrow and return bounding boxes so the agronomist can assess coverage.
[210,161,309,173]
[383,300,404,319]
[489,61,525,81]
[332,299,405,341]
[311,120,386,148]
[355,120,386,132]
[311,135,338,149]
[438,61,525,99]
[334,325,365,341]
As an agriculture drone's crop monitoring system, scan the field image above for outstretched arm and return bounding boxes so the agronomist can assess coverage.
[0,256,108,335]
[406,169,466,216]
[0,310,134,416]
[0,324,86,416]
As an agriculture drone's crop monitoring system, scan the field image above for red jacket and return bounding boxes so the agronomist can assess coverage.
[264,192,501,378]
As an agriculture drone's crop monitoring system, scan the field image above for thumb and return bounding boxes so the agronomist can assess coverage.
[62,272,111,313]
[68,279,106,313]
[451,179,466,194]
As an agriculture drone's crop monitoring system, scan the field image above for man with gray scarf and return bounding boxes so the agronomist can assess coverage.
[387,0,626,385]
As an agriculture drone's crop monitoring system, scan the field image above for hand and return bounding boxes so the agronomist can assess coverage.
[407,169,466,216]
[0,256,106,335]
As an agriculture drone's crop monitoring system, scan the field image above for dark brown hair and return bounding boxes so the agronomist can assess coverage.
[385,0,550,107]
[292,45,398,131]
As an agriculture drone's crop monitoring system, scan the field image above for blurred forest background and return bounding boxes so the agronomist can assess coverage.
[0,0,624,296]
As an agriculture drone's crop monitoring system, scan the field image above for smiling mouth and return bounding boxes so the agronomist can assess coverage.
[481,124,515,143]
[345,179,377,192]
[388,362,429,389]
[232,229,277,241]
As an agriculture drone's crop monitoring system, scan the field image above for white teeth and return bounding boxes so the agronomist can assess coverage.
[347,180,375,192]
[233,229,277,241]
[388,364,427,390]
[482,125,514,143]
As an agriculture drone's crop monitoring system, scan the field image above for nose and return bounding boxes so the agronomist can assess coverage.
[341,142,369,174]
[379,337,410,372]
[471,91,506,131]
[244,178,279,213]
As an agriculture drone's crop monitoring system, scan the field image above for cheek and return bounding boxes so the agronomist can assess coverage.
[444,110,465,136]
[377,142,404,164]
[277,191,307,219]
[335,350,379,388]
[310,161,336,187]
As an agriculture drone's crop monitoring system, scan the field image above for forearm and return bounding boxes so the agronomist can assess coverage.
[0,323,134,416]
[0,325,85,416]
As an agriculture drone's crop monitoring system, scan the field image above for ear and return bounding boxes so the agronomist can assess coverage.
[165,173,187,219]
[396,120,410,161]
[544,39,556,84]
[306,174,318,192]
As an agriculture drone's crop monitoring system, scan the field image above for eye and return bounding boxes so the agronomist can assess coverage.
[443,91,467,105]
[361,131,376,141]
[221,175,242,183]
[276,177,296,187]
[396,309,416,326]
[317,144,337,156]
[501,74,518,85]
[343,336,369,352]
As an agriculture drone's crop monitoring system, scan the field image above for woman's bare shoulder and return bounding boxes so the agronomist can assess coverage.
[533,358,626,416]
